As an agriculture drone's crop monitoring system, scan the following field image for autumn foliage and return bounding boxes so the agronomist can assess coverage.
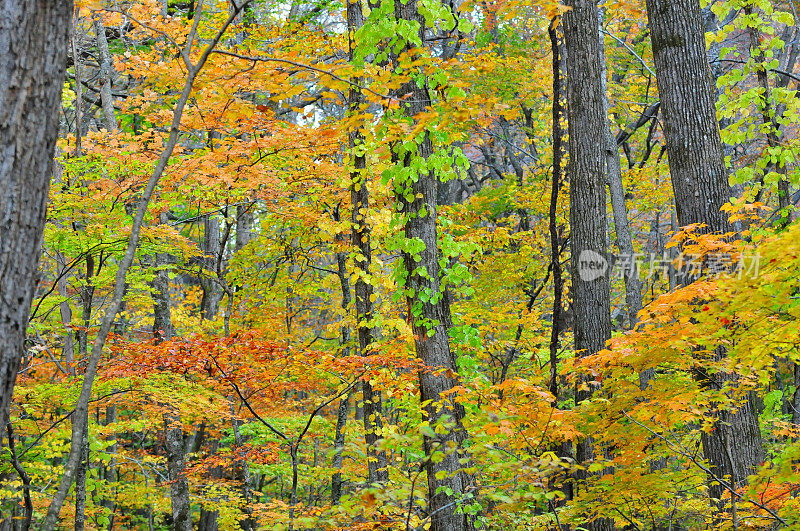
[3,0,800,529]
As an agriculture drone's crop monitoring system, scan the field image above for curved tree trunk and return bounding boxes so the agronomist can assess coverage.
[0,0,73,445]
[43,5,251,525]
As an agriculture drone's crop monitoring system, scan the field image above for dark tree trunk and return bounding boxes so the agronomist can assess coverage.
[646,0,766,508]
[391,1,477,529]
[331,204,352,504]
[197,507,218,531]
[0,0,72,439]
[646,0,732,233]
[562,2,614,528]
[330,391,350,504]
[330,388,350,505]
[547,19,565,402]
[347,0,389,486]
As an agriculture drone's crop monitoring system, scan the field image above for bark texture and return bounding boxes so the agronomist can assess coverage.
[164,412,193,531]
[348,0,389,485]
[235,204,254,251]
[0,0,73,439]
[646,0,766,507]
[598,11,643,329]
[563,0,612,412]
[74,430,89,531]
[646,0,732,233]
[547,19,564,401]
[331,206,353,504]
[562,3,614,528]
[200,215,222,320]
[92,16,117,132]
[392,1,477,529]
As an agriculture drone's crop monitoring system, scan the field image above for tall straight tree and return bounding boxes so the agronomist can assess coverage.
[562,2,613,528]
[0,0,73,438]
[347,0,390,485]
[646,0,765,508]
[597,10,643,331]
[391,0,476,528]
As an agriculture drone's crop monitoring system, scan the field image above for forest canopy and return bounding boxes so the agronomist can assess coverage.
[2,0,800,529]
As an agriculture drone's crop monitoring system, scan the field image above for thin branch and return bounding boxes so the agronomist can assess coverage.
[17,388,132,459]
[621,411,788,526]
[42,3,252,526]
[208,355,289,442]
[100,8,180,52]
[294,376,361,446]
[601,28,657,78]
[212,50,393,102]
[6,420,32,531]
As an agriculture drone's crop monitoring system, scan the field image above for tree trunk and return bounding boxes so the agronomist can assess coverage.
[0,0,73,444]
[164,413,193,531]
[197,507,218,531]
[332,205,353,503]
[43,6,249,525]
[598,9,644,330]
[562,1,614,528]
[92,16,117,132]
[646,0,766,508]
[646,0,733,233]
[235,204,254,251]
[73,428,88,531]
[347,0,389,485]
[391,1,477,529]
[547,19,565,402]
[150,244,193,531]
[330,391,351,505]
[200,215,222,320]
